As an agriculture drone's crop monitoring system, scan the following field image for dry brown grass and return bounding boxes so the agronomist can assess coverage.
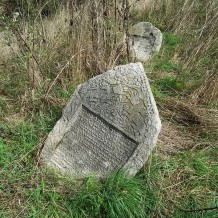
[158,119,196,155]
[158,98,218,154]
[0,1,132,114]
[191,73,218,105]
[136,0,218,106]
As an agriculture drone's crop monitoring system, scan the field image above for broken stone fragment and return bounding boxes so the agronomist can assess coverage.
[128,22,162,62]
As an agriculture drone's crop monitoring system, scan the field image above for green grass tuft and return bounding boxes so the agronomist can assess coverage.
[153,60,180,72]
[68,172,150,218]
[163,33,183,50]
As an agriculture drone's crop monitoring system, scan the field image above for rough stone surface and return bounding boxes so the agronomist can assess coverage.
[41,63,161,178]
[128,22,162,62]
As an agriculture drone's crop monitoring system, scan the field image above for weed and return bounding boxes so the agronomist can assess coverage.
[163,32,183,51]
[153,77,185,96]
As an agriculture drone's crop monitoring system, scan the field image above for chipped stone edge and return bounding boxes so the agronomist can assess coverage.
[122,62,161,176]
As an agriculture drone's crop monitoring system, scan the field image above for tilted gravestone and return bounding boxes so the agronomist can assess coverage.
[41,63,161,178]
[128,22,162,62]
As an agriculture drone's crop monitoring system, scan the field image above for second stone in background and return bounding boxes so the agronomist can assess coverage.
[128,22,162,62]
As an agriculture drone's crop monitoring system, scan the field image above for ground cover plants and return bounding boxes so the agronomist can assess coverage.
[0,0,217,217]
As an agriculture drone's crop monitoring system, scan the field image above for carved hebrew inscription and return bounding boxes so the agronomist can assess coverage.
[48,106,138,177]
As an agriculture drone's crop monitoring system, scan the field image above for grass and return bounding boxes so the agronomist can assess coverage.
[0,116,150,217]
[0,115,217,217]
[70,173,149,218]
[0,0,218,217]
[153,61,180,72]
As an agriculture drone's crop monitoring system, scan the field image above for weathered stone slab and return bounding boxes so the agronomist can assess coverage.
[41,63,161,178]
[128,22,162,62]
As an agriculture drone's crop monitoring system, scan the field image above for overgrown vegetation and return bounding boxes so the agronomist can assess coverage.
[0,0,217,217]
